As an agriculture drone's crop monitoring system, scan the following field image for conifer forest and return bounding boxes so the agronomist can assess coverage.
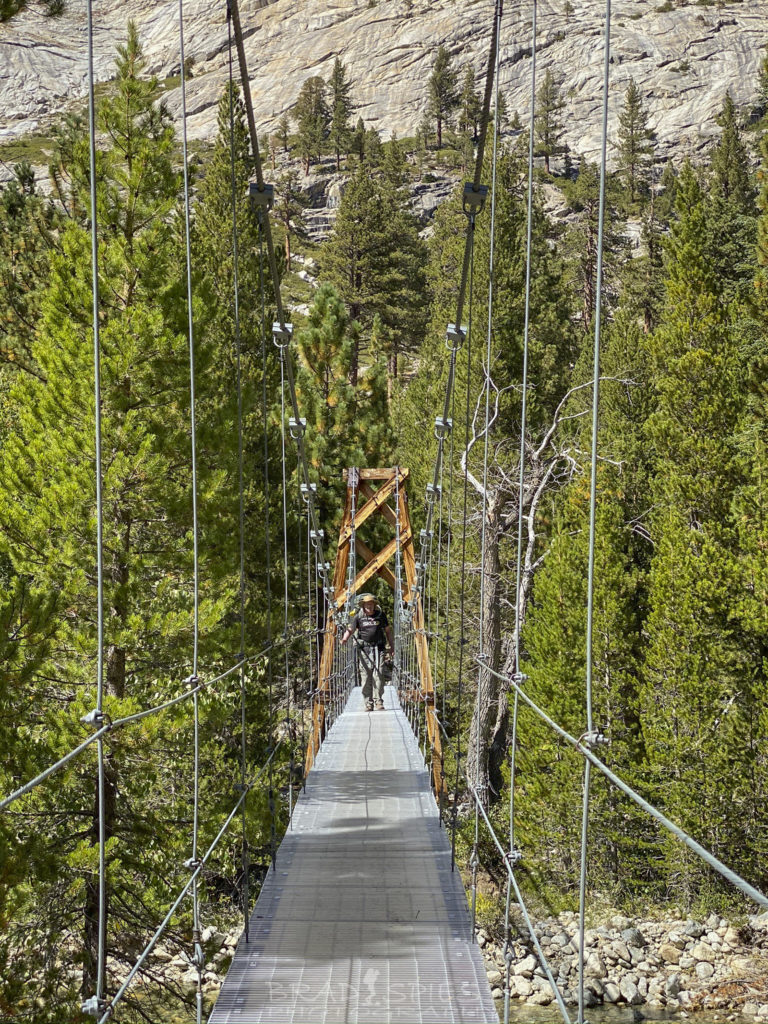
[2,19,768,1023]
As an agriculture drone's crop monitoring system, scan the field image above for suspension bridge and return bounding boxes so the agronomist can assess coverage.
[2,0,768,1023]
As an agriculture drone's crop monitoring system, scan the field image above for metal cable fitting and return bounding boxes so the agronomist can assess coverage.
[511,671,528,684]
[248,182,274,209]
[272,322,293,348]
[462,182,488,215]
[288,417,306,440]
[580,729,610,749]
[445,323,467,350]
[504,848,522,868]
[434,415,453,439]
[80,709,111,729]
[184,674,199,688]
[81,995,108,1018]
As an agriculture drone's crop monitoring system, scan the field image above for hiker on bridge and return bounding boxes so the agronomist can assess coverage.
[340,593,394,712]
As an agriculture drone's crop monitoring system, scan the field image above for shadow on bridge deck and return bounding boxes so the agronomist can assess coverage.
[208,685,497,1024]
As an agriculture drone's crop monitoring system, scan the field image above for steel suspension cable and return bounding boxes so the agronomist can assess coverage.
[278,348,294,826]
[472,0,504,936]
[256,207,278,868]
[478,658,768,912]
[578,4,612,1022]
[226,9,250,942]
[505,2,537,1020]
[83,0,107,1011]
[451,233,476,873]
[176,4,203,1019]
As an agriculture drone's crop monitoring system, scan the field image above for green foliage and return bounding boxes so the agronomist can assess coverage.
[294,76,330,173]
[327,58,354,171]
[319,162,428,383]
[534,69,566,173]
[617,79,656,209]
[427,45,459,150]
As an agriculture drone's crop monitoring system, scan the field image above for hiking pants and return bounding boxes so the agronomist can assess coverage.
[358,645,383,703]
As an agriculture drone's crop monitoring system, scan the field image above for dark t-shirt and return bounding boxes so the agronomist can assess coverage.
[353,608,389,647]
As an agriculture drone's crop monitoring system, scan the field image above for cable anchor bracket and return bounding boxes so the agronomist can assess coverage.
[272,322,293,348]
[248,182,274,210]
[288,417,306,440]
[434,415,453,439]
[462,182,488,216]
[445,323,467,350]
[504,847,522,869]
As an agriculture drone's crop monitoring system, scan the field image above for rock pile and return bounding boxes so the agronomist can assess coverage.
[478,910,768,1020]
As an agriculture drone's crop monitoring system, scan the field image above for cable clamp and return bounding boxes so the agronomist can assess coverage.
[184,674,199,689]
[504,848,522,868]
[469,848,479,871]
[445,323,467,350]
[184,857,201,870]
[477,651,490,663]
[234,782,248,794]
[80,709,110,730]
[434,415,453,439]
[425,482,441,503]
[272,322,293,348]
[419,528,434,543]
[289,417,306,439]
[300,481,317,501]
[82,995,108,1017]
[462,182,488,215]
[511,671,528,685]
[192,932,205,970]
[310,529,324,548]
[249,182,274,209]
[580,729,610,749]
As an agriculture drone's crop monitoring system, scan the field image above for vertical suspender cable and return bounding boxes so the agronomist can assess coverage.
[278,350,293,826]
[451,233,475,874]
[472,0,504,935]
[85,0,106,1007]
[506,4,537,1019]
[256,211,277,869]
[578,4,611,1023]
[226,7,249,942]
[177,5,202,1020]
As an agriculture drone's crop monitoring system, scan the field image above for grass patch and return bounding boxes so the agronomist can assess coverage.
[0,134,56,167]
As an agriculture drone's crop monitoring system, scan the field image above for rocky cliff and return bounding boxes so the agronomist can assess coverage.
[1,0,767,170]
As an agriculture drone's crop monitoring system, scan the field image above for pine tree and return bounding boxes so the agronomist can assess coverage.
[295,284,392,530]
[364,126,384,168]
[427,45,459,150]
[640,162,752,896]
[328,57,354,171]
[458,65,481,139]
[0,28,267,1017]
[708,92,757,303]
[277,112,291,153]
[534,68,566,174]
[562,160,621,333]
[274,168,308,270]
[616,78,655,208]
[351,116,366,162]
[294,75,330,173]
[0,161,56,376]
[318,164,428,385]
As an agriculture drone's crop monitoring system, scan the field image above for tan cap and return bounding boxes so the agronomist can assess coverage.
[359,593,376,604]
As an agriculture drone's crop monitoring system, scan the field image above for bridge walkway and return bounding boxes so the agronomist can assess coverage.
[209,685,497,1023]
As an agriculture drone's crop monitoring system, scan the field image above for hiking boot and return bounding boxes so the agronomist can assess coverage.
[365,701,374,712]
[375,700,385,711]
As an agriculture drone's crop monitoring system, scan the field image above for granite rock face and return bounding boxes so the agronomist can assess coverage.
[1,0,767,166]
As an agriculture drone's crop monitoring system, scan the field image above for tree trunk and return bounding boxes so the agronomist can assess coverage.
[465,492,502,809]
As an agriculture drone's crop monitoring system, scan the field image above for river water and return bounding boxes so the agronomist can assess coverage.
[495,999,752,1022]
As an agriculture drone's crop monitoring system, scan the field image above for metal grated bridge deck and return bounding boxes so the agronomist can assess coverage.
[209,685,498,1024]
